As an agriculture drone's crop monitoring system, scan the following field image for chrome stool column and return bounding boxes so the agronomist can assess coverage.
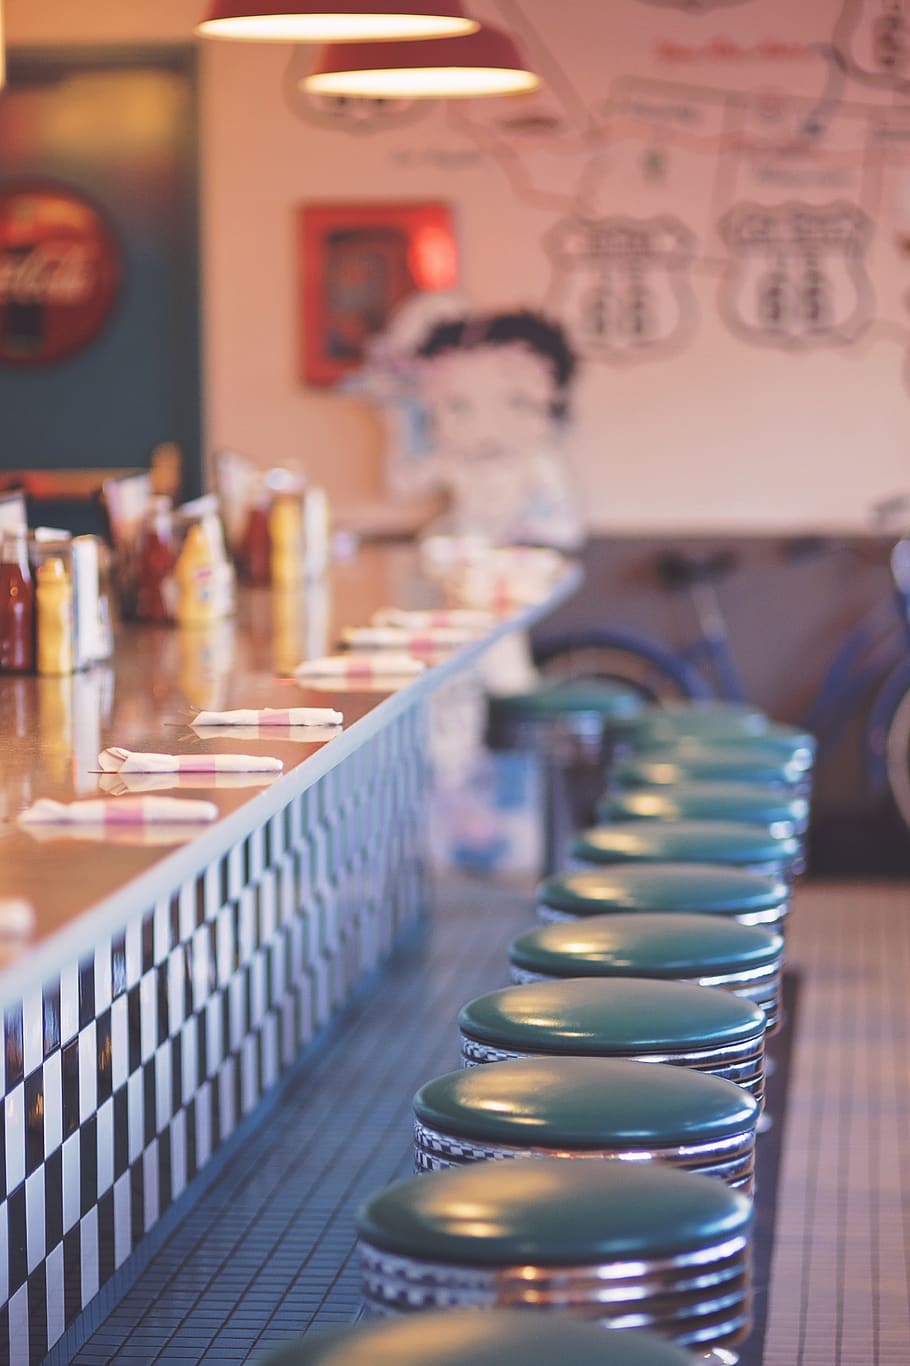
[414,1056,759,1189]
[485,679,645,875]
[357,1157,753,1358]
[458,978,767,1105]
[510,912,784,1031]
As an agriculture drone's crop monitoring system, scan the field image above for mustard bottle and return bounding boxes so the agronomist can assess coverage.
[175,523,219,627]
[269,494,304,588]
[36,557,75,676]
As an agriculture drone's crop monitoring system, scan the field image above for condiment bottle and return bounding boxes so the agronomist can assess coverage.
[175,522,219,627]
[36,556,74,676]
[0,529,35,673]
[240,481,272,587]
[269,493,304,588]
[303,485,330,579]
[135,497,177,622]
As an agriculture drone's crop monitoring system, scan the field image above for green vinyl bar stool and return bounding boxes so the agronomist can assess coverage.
[610,749,809,793]
[595,783,808,840]
[487,678,647,748]
[485,679,646,874]
[629,727,815,769]
[458,977,767,1102]
[620,706,814,761]
[577,816,803,881]
[509,912,785,1031]
[357,1157,753,1357]
[261,1310,702,1366]
[538,864,790,938]
[413,1056,759,1189]
[623,702,765,731]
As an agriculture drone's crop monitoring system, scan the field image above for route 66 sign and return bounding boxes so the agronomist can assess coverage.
[543,214,698,363]
[717,201,874,349]
[834,0,910,90]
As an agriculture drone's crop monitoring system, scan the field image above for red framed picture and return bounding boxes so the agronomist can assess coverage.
[298,201,458,386]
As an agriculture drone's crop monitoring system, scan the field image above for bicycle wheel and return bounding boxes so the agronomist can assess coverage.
[531,629,712,703]
[884,681,910,836]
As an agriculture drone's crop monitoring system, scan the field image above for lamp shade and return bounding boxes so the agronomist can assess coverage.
[196,1,478,42]
[304,23,540,98]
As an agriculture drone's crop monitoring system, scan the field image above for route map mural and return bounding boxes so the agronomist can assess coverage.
[295,0,910,529]
[409,0,910,394]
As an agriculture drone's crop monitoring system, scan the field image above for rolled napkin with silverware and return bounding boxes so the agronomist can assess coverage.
[294,653,425,680]
[99,748,284,774]
[191,722,341,744]
[372,607,494,630]
[99,771,278,796]
[340,625,477,649]
[192,706,343,726]
[0,898,36,963]
[18,796,218,825]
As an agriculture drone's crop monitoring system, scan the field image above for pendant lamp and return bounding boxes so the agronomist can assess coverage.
[304,23,540,98]
[196,2,478,42]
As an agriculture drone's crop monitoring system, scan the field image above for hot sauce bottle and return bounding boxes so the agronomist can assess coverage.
[0,529,35,673]
[240,480,272,587]
[135,497,177,622]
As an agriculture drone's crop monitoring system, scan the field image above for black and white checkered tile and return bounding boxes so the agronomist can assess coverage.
[0,705,430,1366]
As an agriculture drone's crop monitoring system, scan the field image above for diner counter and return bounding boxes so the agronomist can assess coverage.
[0,543,580,1002]
[0,541,581,1366]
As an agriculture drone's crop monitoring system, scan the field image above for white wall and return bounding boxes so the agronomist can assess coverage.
[8,0,910,529]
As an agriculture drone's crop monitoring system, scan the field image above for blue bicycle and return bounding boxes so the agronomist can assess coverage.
[532,504,910,833]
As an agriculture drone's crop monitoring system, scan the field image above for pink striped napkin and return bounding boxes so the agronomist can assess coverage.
[191,723,342,744]
[340,625,477,649]
[192,707,343,727]
[0,899,35,963]
[19,823,207,848]
[294,653,425,681]
[99,748,283,774]
[19,796,218,826]
[98,771,278,796]
[372,607,494,630]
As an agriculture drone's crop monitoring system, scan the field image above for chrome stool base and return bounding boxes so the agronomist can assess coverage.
[511,963,782,1034]
[413,1119,756,1191]
[359,1238,752,1353]
[459,1035,766,1108]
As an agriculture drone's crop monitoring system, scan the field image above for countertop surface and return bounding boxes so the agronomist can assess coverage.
[0,543,580,1000]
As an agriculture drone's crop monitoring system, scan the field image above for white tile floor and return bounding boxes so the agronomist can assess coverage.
[763,882,910,1365]
[63,875,910,1364]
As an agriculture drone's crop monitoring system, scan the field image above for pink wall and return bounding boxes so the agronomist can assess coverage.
[8,0,910,530]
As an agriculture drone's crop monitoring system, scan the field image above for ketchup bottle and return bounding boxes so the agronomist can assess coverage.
[135,497,177,622]
[0,529,35,672]
[240,480,272,587]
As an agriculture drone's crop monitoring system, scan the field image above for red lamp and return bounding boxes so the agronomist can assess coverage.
[196,1,479,42]
[304,23,540,98]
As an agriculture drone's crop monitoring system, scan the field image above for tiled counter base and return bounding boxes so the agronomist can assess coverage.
[0,704,430,1366]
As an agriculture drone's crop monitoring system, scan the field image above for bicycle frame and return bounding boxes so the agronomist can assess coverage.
[535,542,910,792]
[677,579,748,703]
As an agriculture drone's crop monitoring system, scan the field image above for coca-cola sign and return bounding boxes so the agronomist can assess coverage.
[0,184,121,366]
